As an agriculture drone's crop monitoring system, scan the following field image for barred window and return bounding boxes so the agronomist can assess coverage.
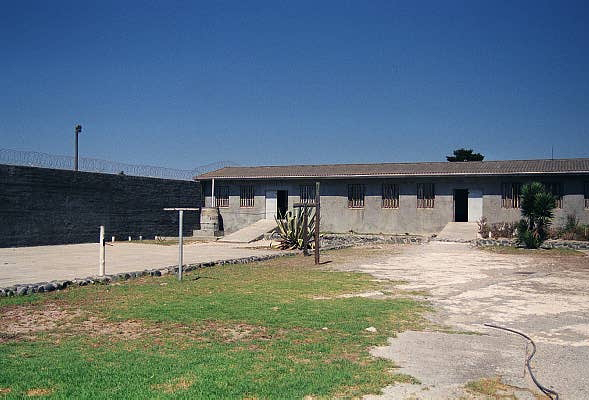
[584,182,589,209]
[214,186,229,208]
[501,183,521,208]
[299,184,316,204]
[348,184,365,208]
[382,183,399,208]
[417,183,435,208]
[542,182,563,208]
[240,185,254,208]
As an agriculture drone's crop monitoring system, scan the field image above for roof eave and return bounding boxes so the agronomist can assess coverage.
[197,170,589,180]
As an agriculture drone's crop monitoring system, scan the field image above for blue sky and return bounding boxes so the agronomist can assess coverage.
[1,1,588,169]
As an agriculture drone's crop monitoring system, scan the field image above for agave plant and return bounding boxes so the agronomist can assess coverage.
[274,207,315,250]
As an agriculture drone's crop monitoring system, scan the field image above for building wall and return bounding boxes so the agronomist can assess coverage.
[204,175,589,235]
[0,164,202,247]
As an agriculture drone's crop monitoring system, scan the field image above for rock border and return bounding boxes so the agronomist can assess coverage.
[320,233,428,247]
[475,238,589,250]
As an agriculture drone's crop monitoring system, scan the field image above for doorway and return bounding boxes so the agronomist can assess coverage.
[277,190,288,219]
[454,189,468,222]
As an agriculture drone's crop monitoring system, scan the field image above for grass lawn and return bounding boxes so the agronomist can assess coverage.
[0,251,426,399]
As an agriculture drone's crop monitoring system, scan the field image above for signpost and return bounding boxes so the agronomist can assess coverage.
[164,208,199,281]
[293,181,321,264]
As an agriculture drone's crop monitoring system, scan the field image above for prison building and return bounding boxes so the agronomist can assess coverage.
[196,158,589,235]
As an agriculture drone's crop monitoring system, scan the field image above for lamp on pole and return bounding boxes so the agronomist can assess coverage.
[74,124,82,171]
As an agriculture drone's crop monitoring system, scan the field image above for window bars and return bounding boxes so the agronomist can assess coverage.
[501,183,521,208]
[348,184,365,208]
[299,184,316,204]
[417,183,435,208]
[214,186,229,208]
[542,182,563,208]
[240,185,254,207]
[382,183,399,208]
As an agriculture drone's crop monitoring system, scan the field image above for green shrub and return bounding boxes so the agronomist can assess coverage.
[516,182,556,248]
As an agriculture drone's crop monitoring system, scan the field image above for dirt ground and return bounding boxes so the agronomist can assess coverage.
[325,242,589,400]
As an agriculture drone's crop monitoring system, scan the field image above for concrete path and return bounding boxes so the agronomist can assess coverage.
[0,241,281,287]
[219,219,277,243]
[436,222,478,241]
[332,242,589,399]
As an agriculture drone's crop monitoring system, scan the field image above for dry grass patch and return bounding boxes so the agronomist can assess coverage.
[25,388,54,397]
[0,301,286,347]
[151,376,194,393]
[481,245,584,257]
[465,377,548,399]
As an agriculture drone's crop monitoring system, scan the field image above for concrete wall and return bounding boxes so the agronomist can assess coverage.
[0,164,202,247]
[203,175,589,235]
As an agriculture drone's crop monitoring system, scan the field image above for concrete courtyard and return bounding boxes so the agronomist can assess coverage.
[0,240,281,287]
[331,241,589,399]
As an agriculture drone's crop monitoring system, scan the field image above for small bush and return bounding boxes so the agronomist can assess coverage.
[477,217,490,238]
[556,214,589,241]
[490,222,517,239]
[477,217,517,239]
[564,214,579,231]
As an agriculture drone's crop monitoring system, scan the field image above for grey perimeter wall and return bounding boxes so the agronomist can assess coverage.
[0,164,202,247]
[203,175,589,235]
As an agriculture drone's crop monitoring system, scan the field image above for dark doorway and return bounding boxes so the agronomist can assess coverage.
[277,190,288,219]
[454,189,468,222]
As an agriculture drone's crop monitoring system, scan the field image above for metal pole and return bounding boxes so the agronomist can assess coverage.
[302,205,309,256]
[74,131,79,171]
[314,182,320,265]
[74,124,81,171]
[211,178,215,207]
[178,210,183,281]
[99,225,105,276]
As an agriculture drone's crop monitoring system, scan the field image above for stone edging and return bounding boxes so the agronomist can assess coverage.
[320,233,428,247]
[431,238,474,244]
[475,238,589,250]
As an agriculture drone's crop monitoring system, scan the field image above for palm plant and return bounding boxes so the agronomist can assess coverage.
[516,182,556,248]
[274,208,315,250]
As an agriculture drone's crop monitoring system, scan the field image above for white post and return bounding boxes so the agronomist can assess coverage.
[128,236,131,241]
[211,178,215,208]
[178,210,184,281]
[99,226,105,276]
[111,236,115,243]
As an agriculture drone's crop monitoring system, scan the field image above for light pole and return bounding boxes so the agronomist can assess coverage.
[74,124,82,171]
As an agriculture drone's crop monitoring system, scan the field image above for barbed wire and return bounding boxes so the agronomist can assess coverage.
[0,148,236,181]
